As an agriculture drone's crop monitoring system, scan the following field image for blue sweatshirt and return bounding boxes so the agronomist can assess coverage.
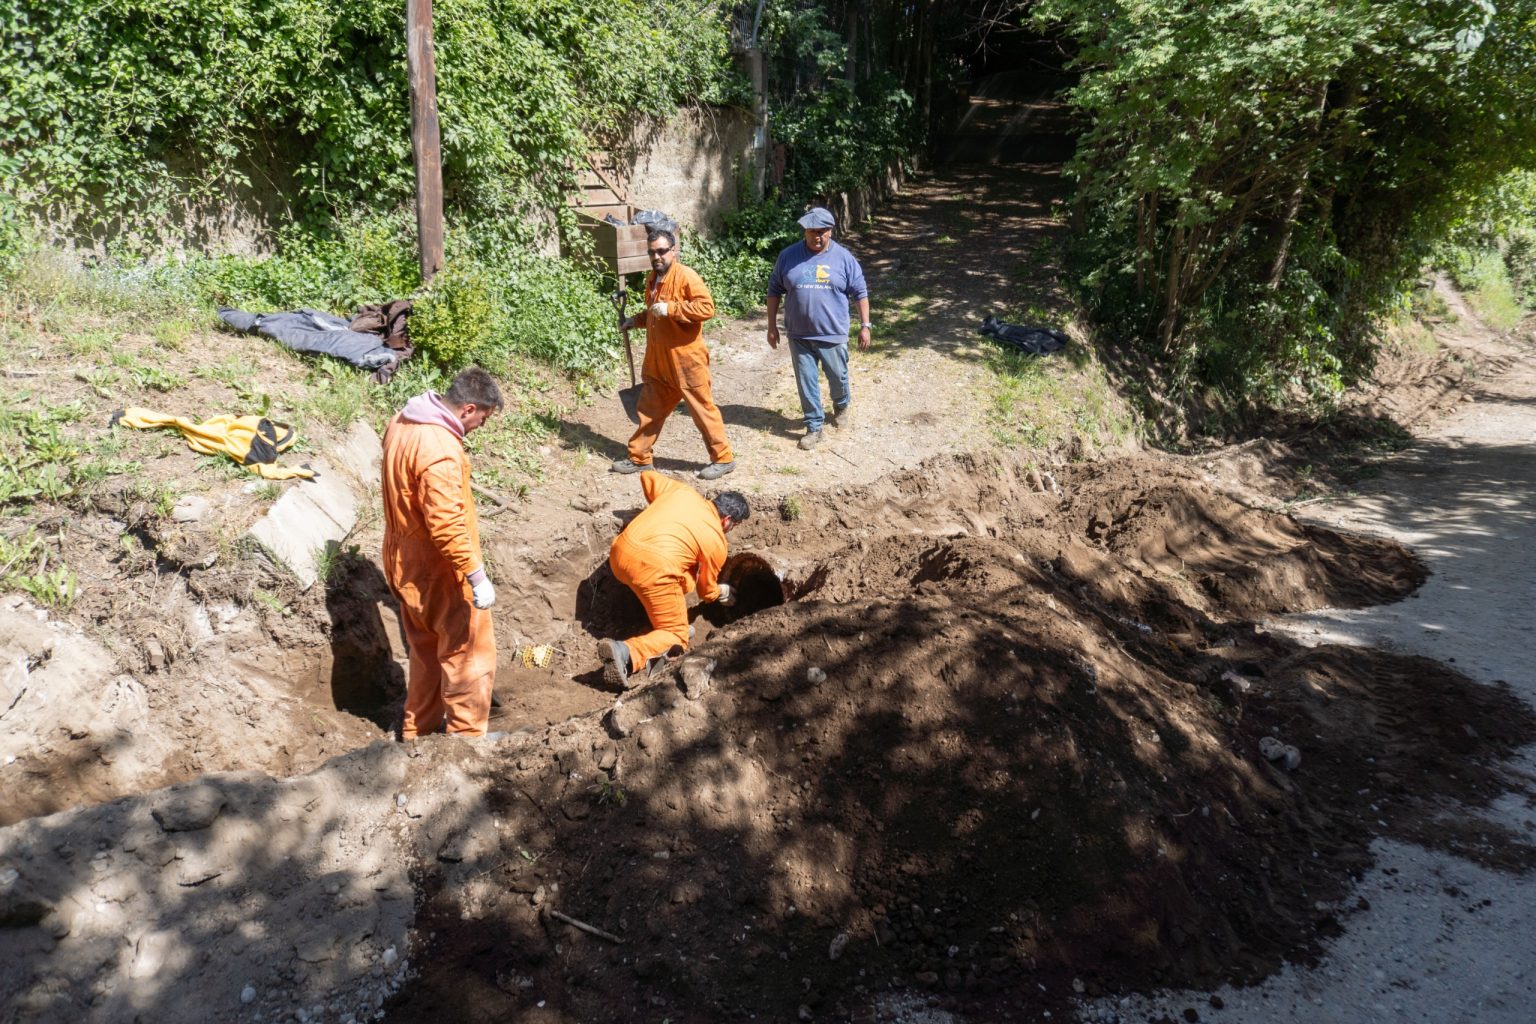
[767,239,869,343]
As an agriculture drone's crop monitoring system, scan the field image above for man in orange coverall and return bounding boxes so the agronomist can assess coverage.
[382,367,503,739]
[613,227,737,481]
[598,471,751,688]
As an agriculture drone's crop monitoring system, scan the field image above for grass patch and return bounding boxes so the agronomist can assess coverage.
[1446,249,1527,331]
[986,345,1137,454]
[0,397,140,506]
[0,530,79,610]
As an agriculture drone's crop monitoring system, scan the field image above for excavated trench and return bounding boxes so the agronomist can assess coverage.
[9,450,1536,1024]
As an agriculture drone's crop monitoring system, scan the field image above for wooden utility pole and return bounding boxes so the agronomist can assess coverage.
[406,0,444,283]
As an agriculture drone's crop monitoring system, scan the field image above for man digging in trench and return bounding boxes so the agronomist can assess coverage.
[598,470,750,687]
[381,367,503,738]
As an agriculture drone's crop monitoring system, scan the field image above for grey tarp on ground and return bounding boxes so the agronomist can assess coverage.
[218,308,397,371]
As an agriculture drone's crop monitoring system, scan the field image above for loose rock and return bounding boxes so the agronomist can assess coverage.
[680,655,716,699]
[151,783,226,832]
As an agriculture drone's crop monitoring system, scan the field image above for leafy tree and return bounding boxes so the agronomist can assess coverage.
[1031,0,1536,402]
[0,0,737,245]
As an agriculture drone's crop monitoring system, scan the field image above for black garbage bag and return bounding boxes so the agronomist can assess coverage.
[978,315,1068,356]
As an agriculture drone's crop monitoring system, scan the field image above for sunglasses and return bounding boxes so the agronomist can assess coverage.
[647,245,673,256]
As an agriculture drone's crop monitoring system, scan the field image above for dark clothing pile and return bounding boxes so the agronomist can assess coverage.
[218,299,414,383]
[977,315,1068,356]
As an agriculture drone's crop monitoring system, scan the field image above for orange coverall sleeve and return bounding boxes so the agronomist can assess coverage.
[417,455,480,577]
[670,266,715,325]
[694,533,725,604]
[640,470,684,505]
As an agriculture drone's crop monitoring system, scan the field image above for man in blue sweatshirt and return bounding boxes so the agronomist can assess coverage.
[765,207,873,450]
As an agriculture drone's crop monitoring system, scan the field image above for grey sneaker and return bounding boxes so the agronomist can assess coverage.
[798,430,822,450]
[831,405,852,430]
[598,639,633,689]
[611,458,646,474]
[696,460,736,480]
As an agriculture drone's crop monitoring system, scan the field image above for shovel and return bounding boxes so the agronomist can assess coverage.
[610,287,642,424]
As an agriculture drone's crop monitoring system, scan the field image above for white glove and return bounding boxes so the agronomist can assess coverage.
[649,301,669,319]
[469,572,496,609]
[717,583,736,607]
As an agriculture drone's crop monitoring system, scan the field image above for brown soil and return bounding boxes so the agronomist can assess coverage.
[381,453,1532,1024]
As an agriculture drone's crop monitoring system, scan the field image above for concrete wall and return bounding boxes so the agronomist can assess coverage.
[38,105,763,258]
[623,105,761,234]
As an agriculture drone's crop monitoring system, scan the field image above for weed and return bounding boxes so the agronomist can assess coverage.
[471,394,562,496]
[779,494,803,522]
[0,398,139,506]
[127,363,188,392]
[775,465,804,476]
[150,318,192,351]
[77,366,120,398]
[253,482,282,502]
[252,589,289,616]
[299,363,370,429]
[589,778,628,807]
[64,329,115,358]
[313,541,359,587]
[0,531,78,610]
[123,479,181,519]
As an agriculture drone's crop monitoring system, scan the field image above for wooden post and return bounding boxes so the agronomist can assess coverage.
[406,0,445,284]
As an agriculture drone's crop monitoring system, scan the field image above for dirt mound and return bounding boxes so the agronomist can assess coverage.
[378,459,1529,1023]
[7,444,1519,1024]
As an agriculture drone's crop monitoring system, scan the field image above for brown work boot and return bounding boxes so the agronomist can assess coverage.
[831,404,852,431]
[798,429,822,450]
[598,639,633,689]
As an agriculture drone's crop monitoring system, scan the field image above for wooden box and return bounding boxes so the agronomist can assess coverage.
[571,205,651,276]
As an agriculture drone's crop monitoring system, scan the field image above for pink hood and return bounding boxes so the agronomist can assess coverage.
[399,390,464,440]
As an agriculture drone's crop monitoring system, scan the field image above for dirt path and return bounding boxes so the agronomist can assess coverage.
[1088,295,1536,1023]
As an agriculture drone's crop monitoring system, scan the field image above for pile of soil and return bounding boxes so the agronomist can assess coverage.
[379,455,1533,1024]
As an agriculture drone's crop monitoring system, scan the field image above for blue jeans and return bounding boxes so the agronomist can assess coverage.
[789,337,850,432]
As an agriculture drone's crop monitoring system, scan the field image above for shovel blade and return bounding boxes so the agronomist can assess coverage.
[619,384,643,424]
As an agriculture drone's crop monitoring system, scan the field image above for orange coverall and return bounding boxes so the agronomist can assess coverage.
[381,414,497,737]
[608,473,728,672]
[627,262,734,466]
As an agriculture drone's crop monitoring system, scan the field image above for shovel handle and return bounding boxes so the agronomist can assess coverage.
[621,326,637,387]
[612,281,637,387]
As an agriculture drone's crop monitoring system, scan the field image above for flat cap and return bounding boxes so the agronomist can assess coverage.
[796,207,835,229]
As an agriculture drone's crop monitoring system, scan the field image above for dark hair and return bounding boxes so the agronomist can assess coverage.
[646,227,678,251]
[444,366,503,411]
[712,491,750,523]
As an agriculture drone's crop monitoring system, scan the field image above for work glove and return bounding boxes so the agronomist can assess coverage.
[717,583,736,607]
[468,568,497,609]
[649,301,669,319]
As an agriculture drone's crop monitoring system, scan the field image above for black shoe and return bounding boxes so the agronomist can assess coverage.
[611,458,646,474]
[598,639,632,688]
[696,460,736,480]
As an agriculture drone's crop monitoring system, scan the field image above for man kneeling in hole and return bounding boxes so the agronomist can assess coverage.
[598,470,750,688]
